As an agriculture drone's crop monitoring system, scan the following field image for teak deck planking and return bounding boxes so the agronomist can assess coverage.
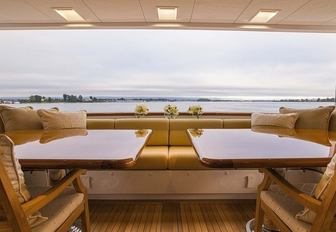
[89,200,255,232]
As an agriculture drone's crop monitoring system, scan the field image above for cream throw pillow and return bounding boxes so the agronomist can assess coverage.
[279,106,335,130]
[296,154,336,223]
[251,113,299,129]
[0,105,58,132]
[0,135,47,227]
[37,110,87,130]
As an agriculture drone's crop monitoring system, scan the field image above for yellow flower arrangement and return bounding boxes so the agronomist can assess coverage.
[188,105,203,118]
[134,104,149,118]
[189,128,204,137]
[164,104,179,119]
[134,129,149,138]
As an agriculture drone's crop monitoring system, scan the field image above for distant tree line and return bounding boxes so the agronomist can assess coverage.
[279,97,335,102]
[10,95,336,104]
[28,95,59,103]
[22,94,99,103]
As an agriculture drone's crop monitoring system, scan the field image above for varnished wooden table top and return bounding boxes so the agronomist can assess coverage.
[188,127,336,168]
[5,129,151,169]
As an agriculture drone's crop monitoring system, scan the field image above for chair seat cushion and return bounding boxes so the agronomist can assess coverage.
[32,188,84,232]
[261,190,310,232]
[168,146,212,170]
[127,146,168,170]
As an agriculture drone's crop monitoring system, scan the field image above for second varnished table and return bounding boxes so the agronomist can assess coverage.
[188,127,336,168]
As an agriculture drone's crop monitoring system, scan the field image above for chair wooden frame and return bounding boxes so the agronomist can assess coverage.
[0,166,90,232]
[254,168,336,232]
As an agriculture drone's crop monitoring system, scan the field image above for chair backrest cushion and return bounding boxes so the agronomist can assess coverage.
[38,110,87,130]
[0,135,48,227]
[279,106,335,130]
[0,135,31,202]
[296,153,336,223]
[169,119,223,146]
[114,118,169,145]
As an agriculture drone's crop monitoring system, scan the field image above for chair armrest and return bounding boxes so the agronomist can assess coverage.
[22,169,86,217]
[261,168,322,212]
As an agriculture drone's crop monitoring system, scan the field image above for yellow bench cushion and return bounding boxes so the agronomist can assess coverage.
[86,119,115,129]
[127,146,168,170]
[223,119,251,129]
[115,118,169,146]
[169,119,223,146]
[168,146,212,170]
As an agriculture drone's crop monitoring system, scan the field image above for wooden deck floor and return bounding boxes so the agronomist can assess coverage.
[89,200,256,232]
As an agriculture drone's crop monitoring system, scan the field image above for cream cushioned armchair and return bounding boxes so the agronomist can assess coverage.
[254,164,336,232]
[0,135,90,232]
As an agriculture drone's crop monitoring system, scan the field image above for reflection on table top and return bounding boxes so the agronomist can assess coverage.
[188,128,336,168]
[5,129,151,169]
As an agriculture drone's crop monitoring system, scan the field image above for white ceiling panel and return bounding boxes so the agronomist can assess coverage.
[140,0,195,22]
[0,0,52,23]
[191,0,250,23]
[236,0,310,24]
[1,0,336,32]
[84,0,144,22]
[25,0,100,22]
[282,0,336,25]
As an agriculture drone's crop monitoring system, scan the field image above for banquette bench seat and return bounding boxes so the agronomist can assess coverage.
[86,118,249,170]
[86,111,336,171]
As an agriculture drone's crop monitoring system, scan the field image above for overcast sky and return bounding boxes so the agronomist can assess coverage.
[0,29,335,99]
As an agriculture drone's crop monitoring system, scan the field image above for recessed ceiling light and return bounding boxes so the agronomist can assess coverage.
[65,23,94,28]
[157,7,177,21]
[152,23,183,27]
[250,10,279,23]
[54,8,85,22]
[240,25,270,30]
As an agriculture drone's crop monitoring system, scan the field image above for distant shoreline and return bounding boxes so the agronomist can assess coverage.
[1,99,335,104]
[0,94,335,104]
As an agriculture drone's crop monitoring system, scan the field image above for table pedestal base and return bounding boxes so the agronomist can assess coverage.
[246,219,280,232]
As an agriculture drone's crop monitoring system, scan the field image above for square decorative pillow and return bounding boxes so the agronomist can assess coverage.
[279,106,335,130]
[37,110,87,130]
[251,113,299,129]
[0,105,58,132]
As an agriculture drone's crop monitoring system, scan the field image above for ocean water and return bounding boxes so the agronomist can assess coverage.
[14,101,334,113]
